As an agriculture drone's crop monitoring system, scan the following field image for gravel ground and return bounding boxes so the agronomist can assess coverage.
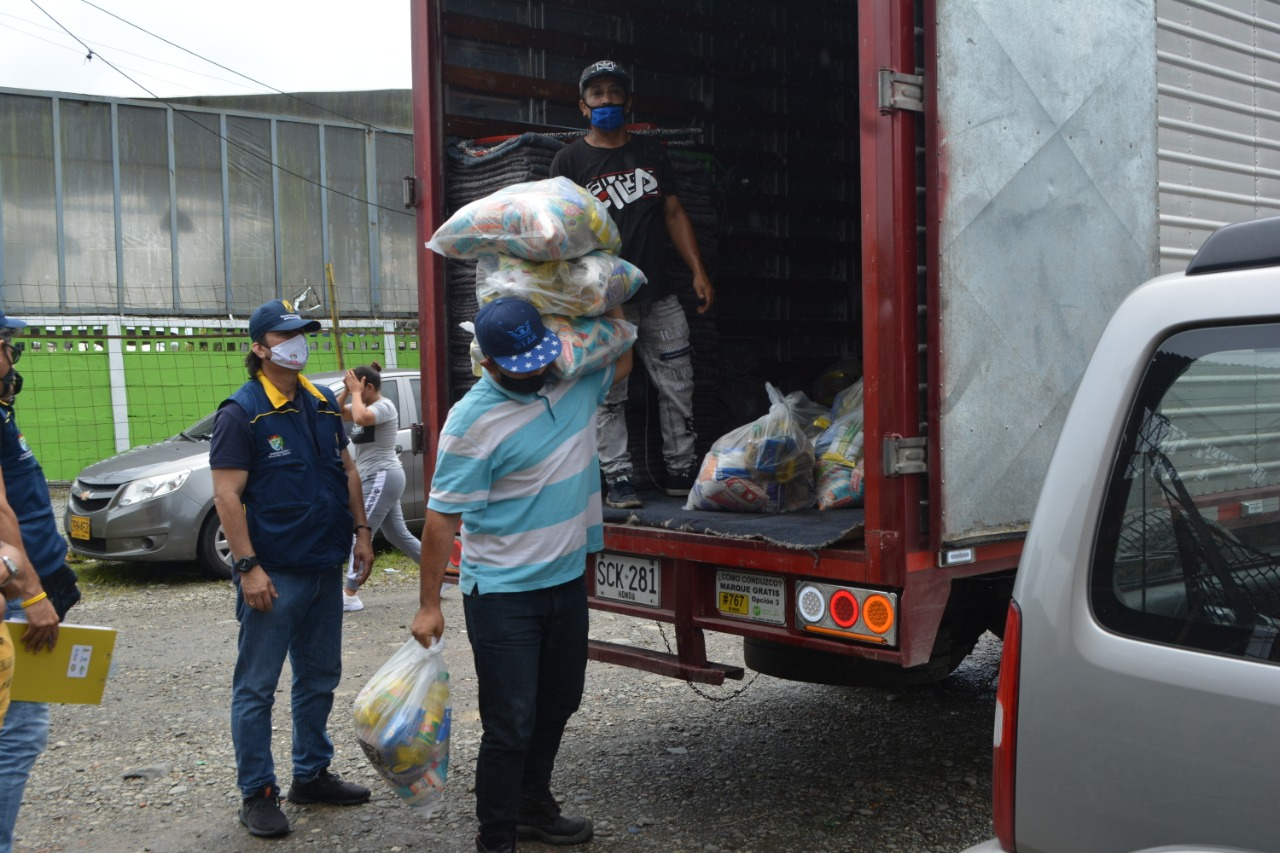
[11,536,1000,852]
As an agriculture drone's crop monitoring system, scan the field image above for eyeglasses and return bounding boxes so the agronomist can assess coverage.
[2,342,22,365]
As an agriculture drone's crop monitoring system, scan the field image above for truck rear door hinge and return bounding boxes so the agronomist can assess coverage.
[878,69,924,114]
[883,435,927,477]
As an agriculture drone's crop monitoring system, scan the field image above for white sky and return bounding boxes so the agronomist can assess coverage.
[0,0,413,99]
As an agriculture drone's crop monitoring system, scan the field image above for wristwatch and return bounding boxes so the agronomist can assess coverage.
[0,555,18,588]
[233,556,260,574]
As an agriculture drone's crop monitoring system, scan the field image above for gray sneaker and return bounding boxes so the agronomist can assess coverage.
[605,477,643,509]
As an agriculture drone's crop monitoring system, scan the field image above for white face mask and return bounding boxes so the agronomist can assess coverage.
[267,335,310,371]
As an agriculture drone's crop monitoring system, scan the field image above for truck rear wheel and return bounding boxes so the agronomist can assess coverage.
[743,619,985,688]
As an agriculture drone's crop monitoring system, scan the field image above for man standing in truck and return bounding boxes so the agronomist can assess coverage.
[412,298,632,853]
[549,59,714,509]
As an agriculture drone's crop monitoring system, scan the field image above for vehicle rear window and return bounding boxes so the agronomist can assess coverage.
[1091,323,1280,663]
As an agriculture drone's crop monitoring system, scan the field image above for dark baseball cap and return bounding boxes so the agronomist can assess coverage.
[474,298,561,374]
[579,60,631,97]
[0,310,27,331]
[248,299,321,342]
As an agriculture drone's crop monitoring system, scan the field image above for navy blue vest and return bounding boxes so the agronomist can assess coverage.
[223,377,352,571]
[0,400,67,577]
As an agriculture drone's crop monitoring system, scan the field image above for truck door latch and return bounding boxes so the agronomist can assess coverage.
[878,69,925,114]
[883,435,927,476]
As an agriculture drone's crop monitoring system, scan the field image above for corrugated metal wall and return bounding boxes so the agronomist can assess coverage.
[0,89,417,317]
[1157,0,1280,273]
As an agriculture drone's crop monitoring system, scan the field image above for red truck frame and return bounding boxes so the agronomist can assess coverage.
[408,0,1021,685]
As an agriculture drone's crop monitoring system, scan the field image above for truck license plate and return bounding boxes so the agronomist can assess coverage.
[715,570,786,625]
[70,515,91,540]
[594,552,661,607]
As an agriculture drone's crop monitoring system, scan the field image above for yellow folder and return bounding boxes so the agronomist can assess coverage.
[8,622,117,705]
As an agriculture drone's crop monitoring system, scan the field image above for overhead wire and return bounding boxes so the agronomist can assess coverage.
[24,0,413,219]
[74,0,400,134]
[0,15,268,96]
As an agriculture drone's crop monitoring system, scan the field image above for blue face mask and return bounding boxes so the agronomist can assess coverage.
[590,104,625,131]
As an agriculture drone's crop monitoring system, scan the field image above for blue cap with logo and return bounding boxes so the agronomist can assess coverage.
[474,298,561,374]
[0,310,27,331]
[249,299,321,342]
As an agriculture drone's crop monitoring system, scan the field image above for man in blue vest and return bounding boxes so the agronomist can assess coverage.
[210,299,375,839]
[0,309,82,853]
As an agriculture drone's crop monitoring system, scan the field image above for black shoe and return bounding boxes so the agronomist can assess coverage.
[476,831,518,853]
[240,785,290,838]
[605,477,643,509]
[517,792,593,845]
[286,768,371,805]
[663,465,697,497]
[516,814,593,845]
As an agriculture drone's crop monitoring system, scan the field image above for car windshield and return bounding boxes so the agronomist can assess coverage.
[178,411,218,441]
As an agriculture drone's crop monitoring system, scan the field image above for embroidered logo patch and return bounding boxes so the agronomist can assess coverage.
[268,435,284,452]
[506,320,538,349]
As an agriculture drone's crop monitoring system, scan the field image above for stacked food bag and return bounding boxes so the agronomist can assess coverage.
[354,638,452,817]
[685,379,866,513]
[684,384,817,513]
[427,177,642,378]
[814,380,866,510]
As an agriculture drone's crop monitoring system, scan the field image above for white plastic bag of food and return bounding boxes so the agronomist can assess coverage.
[465,316,636,382]
[545,314,636,380]
[353,638,451,817]
[426,177,621,260]
[814,403,866,510]
[475,251,645,317]
[685,384,816,513]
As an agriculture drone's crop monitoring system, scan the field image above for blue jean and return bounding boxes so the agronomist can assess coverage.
[346,466,421,591]
[463,574,589,839]
[231,566,343,799]
[0,601,50,853]
[600,294,698,481]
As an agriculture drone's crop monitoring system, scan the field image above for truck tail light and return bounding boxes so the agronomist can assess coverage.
[828,589,859,627]
[993,600,1021,851]
[861,593,895,635]
[794,581,899,645]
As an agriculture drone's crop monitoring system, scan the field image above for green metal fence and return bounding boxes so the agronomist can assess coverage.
[14,320,420,482]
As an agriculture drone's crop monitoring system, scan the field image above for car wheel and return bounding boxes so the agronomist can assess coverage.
[197,513,233,580]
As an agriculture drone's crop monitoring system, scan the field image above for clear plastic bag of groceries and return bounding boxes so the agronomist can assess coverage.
[463,316,636,382]
[353,637,451,817]
[545,314,636,380]
[685,383,816,513]
[814,414,865,510]
[426,177,621,261]
[475,251,645,317]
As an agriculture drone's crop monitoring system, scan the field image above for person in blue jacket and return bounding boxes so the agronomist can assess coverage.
[210,299,375,839]
[0,310,82,853]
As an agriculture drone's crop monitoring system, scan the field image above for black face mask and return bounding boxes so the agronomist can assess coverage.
[1,369,21,399]
[495,371,548,395]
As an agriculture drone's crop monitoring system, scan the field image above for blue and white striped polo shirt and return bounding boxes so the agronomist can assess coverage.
[428,365,614,594]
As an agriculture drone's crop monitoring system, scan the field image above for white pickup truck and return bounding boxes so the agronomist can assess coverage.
[964,215,1280,852]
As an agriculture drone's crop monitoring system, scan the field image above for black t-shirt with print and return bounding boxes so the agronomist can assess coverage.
[549,135,676,302]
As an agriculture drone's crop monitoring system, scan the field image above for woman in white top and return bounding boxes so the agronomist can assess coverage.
[337,362,422,612]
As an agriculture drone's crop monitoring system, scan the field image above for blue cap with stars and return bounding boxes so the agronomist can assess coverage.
[474,298,562,374]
